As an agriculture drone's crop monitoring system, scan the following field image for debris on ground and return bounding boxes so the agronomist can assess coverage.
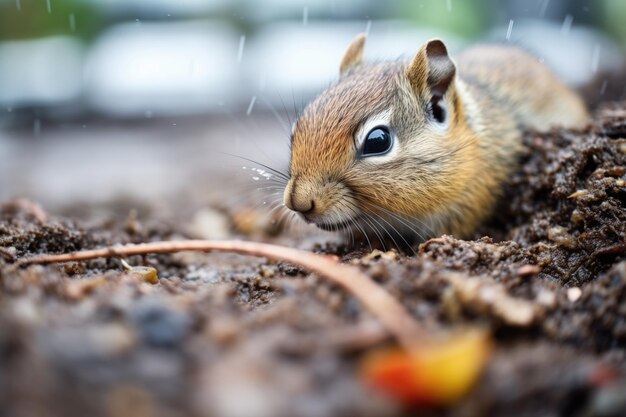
[1,103,625,417]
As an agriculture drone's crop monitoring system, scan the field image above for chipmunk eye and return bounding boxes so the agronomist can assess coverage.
[362,126,392,156]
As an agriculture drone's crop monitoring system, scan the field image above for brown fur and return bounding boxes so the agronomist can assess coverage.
[284,35,589,241]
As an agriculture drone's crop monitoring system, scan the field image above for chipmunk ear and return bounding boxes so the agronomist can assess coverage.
[406,39,456,99]
[339,33,366,75]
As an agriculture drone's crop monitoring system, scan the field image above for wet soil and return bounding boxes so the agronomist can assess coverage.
[1,103,625,417]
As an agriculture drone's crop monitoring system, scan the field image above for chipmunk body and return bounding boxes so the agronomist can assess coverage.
[283,35,588,241]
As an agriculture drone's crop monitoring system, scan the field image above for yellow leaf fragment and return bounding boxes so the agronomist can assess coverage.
[568,189,589,199]
[130,266,159,284]
[361,328,492,407]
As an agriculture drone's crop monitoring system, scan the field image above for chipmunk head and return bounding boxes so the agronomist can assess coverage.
[284,34,472,237]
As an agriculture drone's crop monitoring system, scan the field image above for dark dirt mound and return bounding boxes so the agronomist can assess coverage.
[1,104,625,417]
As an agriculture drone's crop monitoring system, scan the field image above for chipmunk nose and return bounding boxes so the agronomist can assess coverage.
[284,180,315,214]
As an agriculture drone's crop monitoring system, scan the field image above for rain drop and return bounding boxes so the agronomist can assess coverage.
[539,0,550,18]
[591,44,601,74]
[246,96,257,116]
[302,6,308,25]
[237,35,245,63]
[600,80,608,95]
[69,13,76,32]
[506,19,514,40]
[561,14,573,37]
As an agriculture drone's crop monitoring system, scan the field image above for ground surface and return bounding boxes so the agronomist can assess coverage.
[1,103,625,417]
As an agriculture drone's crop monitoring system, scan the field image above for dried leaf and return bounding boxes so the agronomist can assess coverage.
[361,328,492,407]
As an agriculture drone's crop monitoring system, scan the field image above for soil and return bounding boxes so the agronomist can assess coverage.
[1,103,625,417]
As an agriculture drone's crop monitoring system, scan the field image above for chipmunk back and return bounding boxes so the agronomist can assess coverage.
[283,34,588,242]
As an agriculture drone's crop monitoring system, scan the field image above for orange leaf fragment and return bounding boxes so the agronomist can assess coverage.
[360,328,492,407]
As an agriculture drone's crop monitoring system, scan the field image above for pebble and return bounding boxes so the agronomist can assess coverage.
[517,264,541,276]
[130,298,192,349]
[190,208,231,240]
[567,287,583,302]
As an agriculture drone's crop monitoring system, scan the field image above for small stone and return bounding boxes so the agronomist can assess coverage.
[231,209,261,235]
[125,209,143,235]
[517,264,541,276]
[130,298,192,349]
[567,287,582,302]
[190,208,231,239]
[65,276,107,300]
[570,209,585,225]
[259,265,276,278]
[548,226,578,249]
[209,317,240,345]
[536,289,556,308]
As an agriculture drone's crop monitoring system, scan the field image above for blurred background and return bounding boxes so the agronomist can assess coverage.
[0,0,625,214]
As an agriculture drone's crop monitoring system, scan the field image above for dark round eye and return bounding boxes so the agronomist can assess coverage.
[362,126,393,156]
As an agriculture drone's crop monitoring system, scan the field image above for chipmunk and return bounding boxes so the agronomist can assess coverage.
[283,34,588,243]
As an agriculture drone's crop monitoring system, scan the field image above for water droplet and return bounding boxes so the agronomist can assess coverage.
[46,0,51,14]
[246,96,257,116]
[172,123,177,126]
[539,0,550,18]
[561,14,573,37]
[365,20,372,36]
[237,35,245,63]
[145,110,153,118]
[600,80,608,95]
[591,44,601,74]
[446,0,452,12]
[15,0,21,11]
[506,19,514,40]
[69,13,76,32]
[252,176,260,181]
[302,6,308,25]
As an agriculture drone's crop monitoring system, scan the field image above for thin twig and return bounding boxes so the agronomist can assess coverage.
[2,198,48,223]
[15,239,424,349]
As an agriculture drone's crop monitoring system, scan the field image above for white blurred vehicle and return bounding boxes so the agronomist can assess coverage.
[0,36,83,107]
[85,21,242,117]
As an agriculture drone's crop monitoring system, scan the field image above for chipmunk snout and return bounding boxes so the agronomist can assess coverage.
[283,179,315,215]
